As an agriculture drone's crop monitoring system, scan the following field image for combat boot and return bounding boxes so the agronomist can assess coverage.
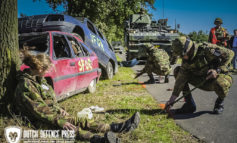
[90,131,120,143]
[175,93,196,114]
[164,75,169,83]
[110,112,140,133]
[146,74,155,84]
[213,97,224,114]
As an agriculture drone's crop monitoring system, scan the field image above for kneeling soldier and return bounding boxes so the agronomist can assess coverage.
[166,36,234,114]
[135,44,171,83]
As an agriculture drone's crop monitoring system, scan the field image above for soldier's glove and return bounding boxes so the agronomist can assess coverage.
[165,95,177,112]
[206,69,218,80]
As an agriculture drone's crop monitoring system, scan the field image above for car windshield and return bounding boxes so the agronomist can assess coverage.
[19,33,49,55]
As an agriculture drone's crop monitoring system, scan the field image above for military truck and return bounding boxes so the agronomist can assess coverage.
[124,13,180,60]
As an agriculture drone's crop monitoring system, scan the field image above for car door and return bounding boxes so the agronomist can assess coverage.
[95,27,111,54]
[66,35,95,90]
[51,33,77,97]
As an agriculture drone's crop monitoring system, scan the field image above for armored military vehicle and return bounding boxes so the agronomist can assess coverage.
[124,13,179,60]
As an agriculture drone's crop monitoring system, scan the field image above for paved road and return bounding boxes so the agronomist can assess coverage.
[132,64,237,143]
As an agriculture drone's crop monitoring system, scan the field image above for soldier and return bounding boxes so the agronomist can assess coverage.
[208,18,229,47]
[135,44,171,83]
[166,36,234,114]
[14,50,140,143]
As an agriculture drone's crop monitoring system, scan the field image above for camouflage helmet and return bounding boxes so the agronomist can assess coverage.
[172,36,194,57]
[214,18,223,24]
[144,43,156,54]
[144,43,153,49]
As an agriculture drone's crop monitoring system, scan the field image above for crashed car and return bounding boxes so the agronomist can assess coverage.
[18,14,118,79]
[19,31,101,101]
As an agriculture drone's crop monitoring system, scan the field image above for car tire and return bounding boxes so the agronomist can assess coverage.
[87,79,96,93]
[105,62,113,79]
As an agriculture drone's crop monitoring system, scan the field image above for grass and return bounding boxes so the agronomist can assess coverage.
[0,64,198,143]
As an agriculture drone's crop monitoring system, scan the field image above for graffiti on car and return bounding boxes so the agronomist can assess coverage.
[90,34,104,51]
[78,58,93,72]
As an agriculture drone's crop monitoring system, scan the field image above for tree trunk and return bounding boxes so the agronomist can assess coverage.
[0,0,20,113]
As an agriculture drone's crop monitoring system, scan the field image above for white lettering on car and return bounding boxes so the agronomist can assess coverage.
[90,34,104,51]
[78,59,93,72]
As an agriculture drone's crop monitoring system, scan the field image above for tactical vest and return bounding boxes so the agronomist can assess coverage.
[210,27,227,47]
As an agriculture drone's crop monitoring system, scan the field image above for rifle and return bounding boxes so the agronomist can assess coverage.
[134,70,146,79]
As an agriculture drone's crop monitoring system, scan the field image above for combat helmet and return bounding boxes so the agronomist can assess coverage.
[172,36,197,60]
[144,43,157,53]
[139,8,145,14]
[214,18,223,24]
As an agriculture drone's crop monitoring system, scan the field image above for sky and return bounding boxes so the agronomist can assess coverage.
[18,0,237,34]
[149,0,237,34]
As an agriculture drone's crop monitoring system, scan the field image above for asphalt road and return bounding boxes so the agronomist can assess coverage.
[132,64,237,143]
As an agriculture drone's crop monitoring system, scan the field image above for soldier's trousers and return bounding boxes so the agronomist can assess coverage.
[174,66,233,99]
[65,116,111,141]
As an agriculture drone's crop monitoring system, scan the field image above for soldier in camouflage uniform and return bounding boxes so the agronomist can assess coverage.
[208,18,229,47]
[136,44,171,83]
[166,36,234,114]
[14,51,140,143]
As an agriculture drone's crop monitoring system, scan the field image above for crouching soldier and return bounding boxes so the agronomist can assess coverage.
[166,36,234,114]
[135,44,171,83]
[14,50,140,143]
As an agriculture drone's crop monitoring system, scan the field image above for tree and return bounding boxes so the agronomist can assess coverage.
[188,30,208,43]
[0,0,20,113]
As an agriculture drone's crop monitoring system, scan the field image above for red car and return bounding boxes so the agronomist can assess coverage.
[19,31,101,101]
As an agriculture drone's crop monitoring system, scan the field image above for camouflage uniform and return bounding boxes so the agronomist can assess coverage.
[14,69,110,141]
[142,48,171,76]
[172,42,234,100]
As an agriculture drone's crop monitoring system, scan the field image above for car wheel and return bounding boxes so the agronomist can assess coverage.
[106,62,113,79]
[87,79,96,93]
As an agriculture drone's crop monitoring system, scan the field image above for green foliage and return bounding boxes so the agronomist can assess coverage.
[188,30,208,43]
[42,0,155,42]
[178,32,187,37]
